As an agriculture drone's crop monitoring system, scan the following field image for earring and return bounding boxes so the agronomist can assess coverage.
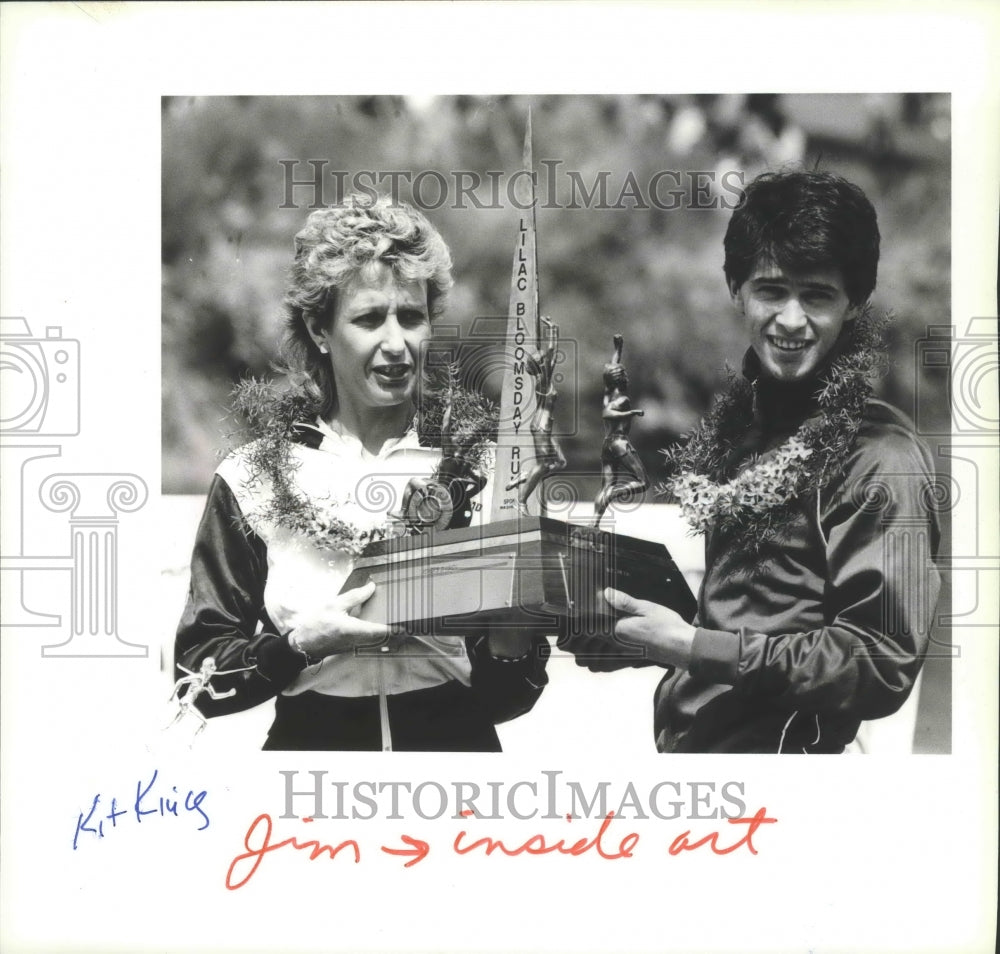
[319,344,328,354]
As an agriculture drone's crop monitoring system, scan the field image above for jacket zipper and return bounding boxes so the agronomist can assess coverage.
[377,654,392,751]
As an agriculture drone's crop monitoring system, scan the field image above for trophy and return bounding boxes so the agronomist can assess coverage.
[505,316,567,514]
[341,116,696,648]
[393,373,489,533]
[593,334,650,527]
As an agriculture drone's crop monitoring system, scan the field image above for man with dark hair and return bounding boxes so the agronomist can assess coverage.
[602,170,941,754]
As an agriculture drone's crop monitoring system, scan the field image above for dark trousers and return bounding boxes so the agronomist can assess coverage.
[262,680,502,752]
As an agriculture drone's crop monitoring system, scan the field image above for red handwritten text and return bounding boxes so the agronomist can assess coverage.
[454,811,639,859]
[381,834,431,867]
[225,807,778,886]
[226,814,360,890]
[668,807,777,856]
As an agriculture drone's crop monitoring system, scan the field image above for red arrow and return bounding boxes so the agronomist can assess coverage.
[381,834,430,867]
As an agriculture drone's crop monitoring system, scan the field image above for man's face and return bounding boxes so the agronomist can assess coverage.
[731,262,857,383]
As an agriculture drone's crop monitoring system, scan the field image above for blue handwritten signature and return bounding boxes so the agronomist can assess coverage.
[73,769,209,850]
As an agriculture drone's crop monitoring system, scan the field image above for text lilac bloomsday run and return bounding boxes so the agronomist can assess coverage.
[278,161,745,212]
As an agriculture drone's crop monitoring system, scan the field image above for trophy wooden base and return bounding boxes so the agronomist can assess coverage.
[340,517,697,653]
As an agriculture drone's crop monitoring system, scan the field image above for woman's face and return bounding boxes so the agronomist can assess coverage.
[318,264,431,413]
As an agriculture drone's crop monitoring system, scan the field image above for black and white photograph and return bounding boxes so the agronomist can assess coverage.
[1,4,997,954]
[161,92,953,757]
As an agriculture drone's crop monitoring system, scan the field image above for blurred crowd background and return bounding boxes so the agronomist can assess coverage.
[162,93,950,495]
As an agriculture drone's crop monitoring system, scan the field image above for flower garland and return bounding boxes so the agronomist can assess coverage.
[227,366,498,554]
[661,309,890,553]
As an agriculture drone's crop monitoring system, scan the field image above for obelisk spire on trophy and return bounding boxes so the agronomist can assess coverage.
[490,111,547,520]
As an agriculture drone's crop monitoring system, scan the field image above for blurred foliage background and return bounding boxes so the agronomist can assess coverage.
[162,93,950,495]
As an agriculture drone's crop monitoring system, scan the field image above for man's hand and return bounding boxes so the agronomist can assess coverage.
[603,587,697,670]
[282,580,393,660]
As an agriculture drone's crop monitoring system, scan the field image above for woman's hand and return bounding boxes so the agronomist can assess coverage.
[603,587,697,670]
[283,580,392,661]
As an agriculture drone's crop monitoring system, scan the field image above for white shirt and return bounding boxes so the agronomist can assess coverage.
[217,420,494,697]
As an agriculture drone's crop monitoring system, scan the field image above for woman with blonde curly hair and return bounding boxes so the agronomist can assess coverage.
[175,194,547,751]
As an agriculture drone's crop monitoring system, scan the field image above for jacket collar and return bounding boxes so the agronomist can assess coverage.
[291,417,433,460]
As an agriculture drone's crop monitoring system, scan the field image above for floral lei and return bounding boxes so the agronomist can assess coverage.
[227,367,498,554]
[661,308,890,553]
